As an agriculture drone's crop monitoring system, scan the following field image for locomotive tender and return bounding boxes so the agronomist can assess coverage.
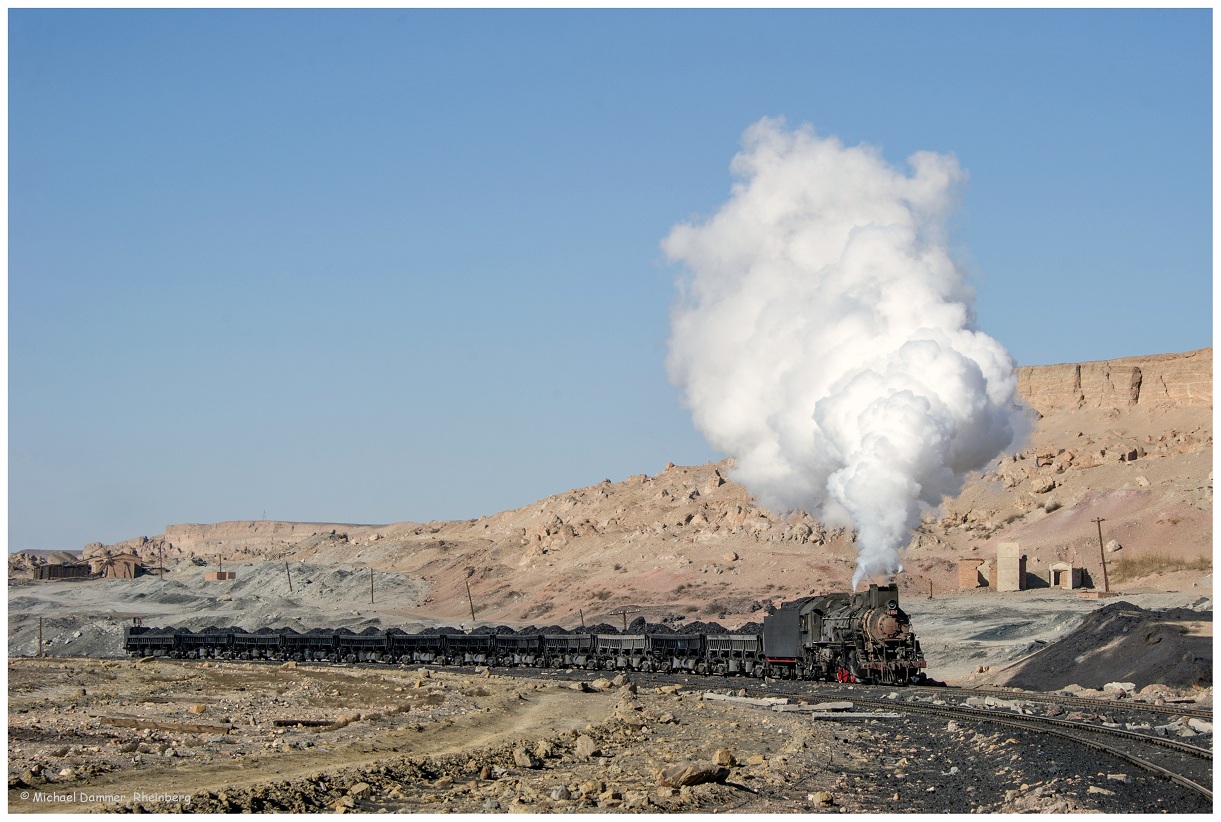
[123,584,925,684]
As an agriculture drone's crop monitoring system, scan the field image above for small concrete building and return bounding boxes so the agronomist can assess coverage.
[958,558,986,589]
[205,571,237,581]
[1049,561,1081,590]
[996,542,1027,592]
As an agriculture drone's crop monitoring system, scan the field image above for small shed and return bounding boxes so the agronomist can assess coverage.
[1049,561,1081,590]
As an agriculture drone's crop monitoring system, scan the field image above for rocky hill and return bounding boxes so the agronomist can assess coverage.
[11,348,1211,629]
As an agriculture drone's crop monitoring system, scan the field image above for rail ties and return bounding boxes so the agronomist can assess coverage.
[850,696,1212,803]
[945,685,1212,720]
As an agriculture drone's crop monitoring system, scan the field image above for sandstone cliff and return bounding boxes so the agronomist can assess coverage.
[1017,347,1211,415]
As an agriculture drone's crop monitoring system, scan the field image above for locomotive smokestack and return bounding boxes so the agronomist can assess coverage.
[664,117,1029,589]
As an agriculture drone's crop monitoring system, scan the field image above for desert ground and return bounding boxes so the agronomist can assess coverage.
[7,348,1213,813]
[6,636,1211,815]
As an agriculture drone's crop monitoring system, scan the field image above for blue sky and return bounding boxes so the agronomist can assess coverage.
[8,9,1212,552]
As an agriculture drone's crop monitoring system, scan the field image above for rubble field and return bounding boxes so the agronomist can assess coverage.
[7,658,1210,814]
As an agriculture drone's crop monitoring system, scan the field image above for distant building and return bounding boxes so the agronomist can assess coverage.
[33,562,92,581]
[91,552,143,579]
[958,558,986,589]
[1048,561,1081,590]
[996,542,1027,592]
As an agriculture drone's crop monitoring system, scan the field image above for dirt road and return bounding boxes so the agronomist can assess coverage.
[8,658,610,813]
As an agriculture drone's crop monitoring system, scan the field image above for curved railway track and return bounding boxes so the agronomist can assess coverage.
[849,696,1212,802]
[716,678,1214,805]
[495,666,1215,804]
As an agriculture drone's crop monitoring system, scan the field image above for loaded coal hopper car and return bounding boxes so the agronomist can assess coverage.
[762,583,926,684]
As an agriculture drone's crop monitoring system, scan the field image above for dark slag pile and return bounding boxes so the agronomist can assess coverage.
[999,602,1212,691]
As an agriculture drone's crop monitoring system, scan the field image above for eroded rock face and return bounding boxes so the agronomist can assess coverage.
[1017,348,1211,415]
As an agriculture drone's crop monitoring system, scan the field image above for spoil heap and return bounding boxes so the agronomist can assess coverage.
[998,602,1211,691]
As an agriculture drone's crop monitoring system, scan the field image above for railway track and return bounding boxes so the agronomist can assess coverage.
[730,678,1213,805]
[946,684,1212,720]
[856,696,1212,803]
[489,664,1214,803]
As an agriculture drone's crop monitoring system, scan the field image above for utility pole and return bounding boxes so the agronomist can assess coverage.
[579,609,585,630]
[609,607,637,632]
[370,568,375,605]
[38,617,43,658]
[1093,517,1110,593]
[465,579,477,624]
[285,561,293,593]
[158,545,164,578]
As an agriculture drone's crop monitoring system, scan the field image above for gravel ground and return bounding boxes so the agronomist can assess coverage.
[7,659,1210,814]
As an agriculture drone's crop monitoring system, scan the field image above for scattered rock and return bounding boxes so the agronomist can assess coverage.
[577,780,604,798]
[574,735,600,760]
[657,763,729,788]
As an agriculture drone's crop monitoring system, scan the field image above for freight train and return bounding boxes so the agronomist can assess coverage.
[123,583,926,685]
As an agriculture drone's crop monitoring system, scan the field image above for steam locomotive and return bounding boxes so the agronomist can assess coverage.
[123,584,925,684]
[762,583,926,684]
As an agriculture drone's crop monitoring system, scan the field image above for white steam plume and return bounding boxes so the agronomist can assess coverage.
[664,118,1028,589]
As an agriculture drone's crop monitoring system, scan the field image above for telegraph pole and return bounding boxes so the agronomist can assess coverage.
[465,580,477,624]
[609,607,637,632]
[1092,517,1110,593]
[370,568,375,605]
[285,561,293,593]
